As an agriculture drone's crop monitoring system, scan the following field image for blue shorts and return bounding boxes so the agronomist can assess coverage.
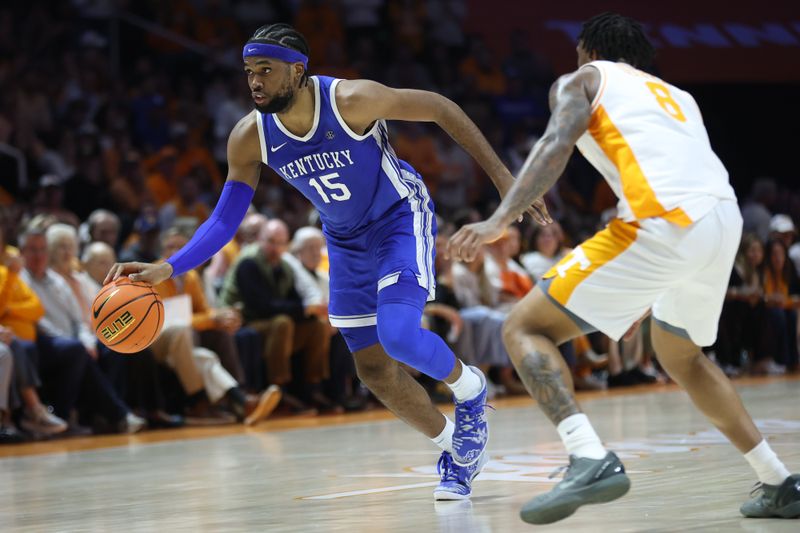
[325,169,436,330]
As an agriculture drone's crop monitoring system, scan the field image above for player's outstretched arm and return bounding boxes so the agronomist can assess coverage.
[490,68,597,227]
[334,79,550,225]
[447,68,598,262]
[104,112,264,286]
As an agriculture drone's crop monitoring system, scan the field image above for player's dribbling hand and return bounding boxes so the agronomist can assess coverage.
[446,219,505,262]
[104,262,173,286]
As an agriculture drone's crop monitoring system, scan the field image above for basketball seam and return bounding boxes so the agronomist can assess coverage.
[93,280,134,300]
[94,292,158,333]
[106,299,161,350]
[142,300,164,349]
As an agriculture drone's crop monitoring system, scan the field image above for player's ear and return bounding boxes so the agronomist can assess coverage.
[292,63,306,85]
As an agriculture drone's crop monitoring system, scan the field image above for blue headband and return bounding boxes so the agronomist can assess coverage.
[243,43,308,69]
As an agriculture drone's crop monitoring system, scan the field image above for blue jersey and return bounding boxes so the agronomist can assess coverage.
[255,76,418,237]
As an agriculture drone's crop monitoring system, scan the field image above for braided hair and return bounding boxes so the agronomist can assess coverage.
[248,23,310,87]
[578,13,655,70]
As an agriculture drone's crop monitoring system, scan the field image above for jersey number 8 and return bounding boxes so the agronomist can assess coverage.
[645,82,687,123]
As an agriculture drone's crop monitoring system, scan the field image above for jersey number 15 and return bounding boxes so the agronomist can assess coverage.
[309,172,352,203]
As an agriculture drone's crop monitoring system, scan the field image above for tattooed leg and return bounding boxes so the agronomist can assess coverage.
[518,350,580,425]
[501,286,584,425]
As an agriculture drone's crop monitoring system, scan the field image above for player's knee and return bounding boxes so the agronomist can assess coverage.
[376,318,413,362]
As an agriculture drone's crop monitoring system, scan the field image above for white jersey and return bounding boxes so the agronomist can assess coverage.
[575,60,736,227]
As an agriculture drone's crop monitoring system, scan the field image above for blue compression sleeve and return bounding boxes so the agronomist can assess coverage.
[375,275,457,380]
[166,180,254,277]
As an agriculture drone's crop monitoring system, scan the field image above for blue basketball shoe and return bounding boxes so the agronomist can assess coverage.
[452,366,490,466]
[433,450,488,500]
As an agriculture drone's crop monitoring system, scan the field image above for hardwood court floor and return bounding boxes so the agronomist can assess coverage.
[2,377,799,532]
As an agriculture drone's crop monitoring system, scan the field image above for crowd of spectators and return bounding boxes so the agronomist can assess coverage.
[1,1,798,444]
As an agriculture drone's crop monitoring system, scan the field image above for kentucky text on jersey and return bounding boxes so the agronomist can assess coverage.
[254,75,431,237]
[278,150,355,180]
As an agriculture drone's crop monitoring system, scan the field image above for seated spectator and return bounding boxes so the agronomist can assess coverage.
[0,226,68,438]
[452,246,494,309]
[741,177,776,243]
[203,213,268,305]
[759,239,800,373]
[222,219,332,413]
[716,233,766,376]
[483,228,533,311]
[77,240,183,428]
[81,209,121,252]
[82,242,116,288]
[19,227,145,433]
[154,228,281,425]
[283,227,328,310]
[520,222,571,280]
[0,339,24,443]
[159,228,246,382]
[769,214,799,277]
[4,325,71,439]
[119,208,161,264]
[429,234,526,397]
[46,224,101,335]
[285,227,352,412]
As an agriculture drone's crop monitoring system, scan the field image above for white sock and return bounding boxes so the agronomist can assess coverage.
[431,416,455,454]
[447,361,483,401]
[744,439,791,485]
[557,413,607,460]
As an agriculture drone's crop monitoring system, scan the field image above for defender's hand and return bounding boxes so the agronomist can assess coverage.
[447,220,505,263]
[528,198,553,226]
[497,179,552,226]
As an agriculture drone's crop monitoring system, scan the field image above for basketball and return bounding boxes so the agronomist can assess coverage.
[91,277,165,353]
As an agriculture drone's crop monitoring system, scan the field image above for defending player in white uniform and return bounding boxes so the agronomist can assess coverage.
[449,11,799,526]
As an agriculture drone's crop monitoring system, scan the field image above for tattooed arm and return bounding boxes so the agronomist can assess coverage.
[447,67,599,262]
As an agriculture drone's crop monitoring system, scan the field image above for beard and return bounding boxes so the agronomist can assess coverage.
[254,86,295,114]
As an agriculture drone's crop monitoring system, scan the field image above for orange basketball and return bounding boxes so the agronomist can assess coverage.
[91,277,165,354]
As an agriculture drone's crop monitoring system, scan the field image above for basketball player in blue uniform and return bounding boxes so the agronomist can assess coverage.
[107,23,550,499]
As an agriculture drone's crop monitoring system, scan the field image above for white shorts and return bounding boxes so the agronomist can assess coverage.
[541,200,742,346]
